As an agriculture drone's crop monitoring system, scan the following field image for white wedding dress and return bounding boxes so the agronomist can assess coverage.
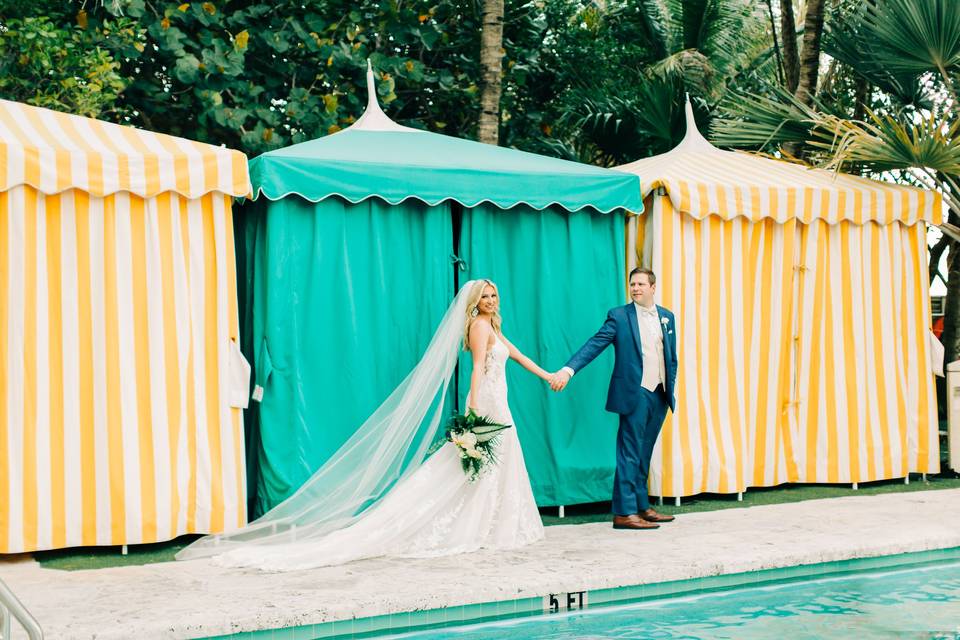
[212,334,544,571]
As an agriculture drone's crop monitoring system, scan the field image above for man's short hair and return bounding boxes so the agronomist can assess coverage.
[629,267,656,285]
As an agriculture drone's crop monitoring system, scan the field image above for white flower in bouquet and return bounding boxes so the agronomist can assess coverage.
[452,431,478,450]
[465,448,484,460]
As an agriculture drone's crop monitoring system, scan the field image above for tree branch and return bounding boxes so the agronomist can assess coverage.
[930,234,950,284]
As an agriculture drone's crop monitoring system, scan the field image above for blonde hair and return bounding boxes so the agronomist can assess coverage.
[463,279,502,350]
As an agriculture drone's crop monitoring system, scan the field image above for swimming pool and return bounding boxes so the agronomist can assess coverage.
[381,555,960,639]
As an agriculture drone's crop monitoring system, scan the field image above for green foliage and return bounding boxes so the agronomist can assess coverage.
[0,12,139,117]
[0,0,778,163]
[852,0,960,79]
[714,0,959,209]
[511,0,776,166]
[51,0,527,155]
[83,1,451,152]
[822,2,934,108]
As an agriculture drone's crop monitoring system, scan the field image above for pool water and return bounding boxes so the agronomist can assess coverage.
[384,559,960,639]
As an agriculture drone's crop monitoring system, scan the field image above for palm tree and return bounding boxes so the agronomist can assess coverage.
[713,0,960,358]
[778,0,801,93]
[795,0,827,106]
[550,0,774,166]
[478,0,505,144]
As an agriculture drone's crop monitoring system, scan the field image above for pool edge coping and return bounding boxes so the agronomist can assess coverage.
[201,545,960,640]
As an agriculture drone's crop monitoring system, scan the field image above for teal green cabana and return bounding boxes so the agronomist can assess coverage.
[239,65,643,517]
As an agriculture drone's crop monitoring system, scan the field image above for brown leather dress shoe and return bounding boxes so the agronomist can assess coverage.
[612,514,659,530]
[640,508,675,523]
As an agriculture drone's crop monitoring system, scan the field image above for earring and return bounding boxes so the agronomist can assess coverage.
[471,307,479,318]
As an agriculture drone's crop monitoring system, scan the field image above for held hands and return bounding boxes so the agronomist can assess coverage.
[549,369,571,392]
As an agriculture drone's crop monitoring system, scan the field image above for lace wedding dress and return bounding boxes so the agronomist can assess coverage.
[209,334,544,571]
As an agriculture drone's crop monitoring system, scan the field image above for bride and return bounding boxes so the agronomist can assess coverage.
[177,279,550,570]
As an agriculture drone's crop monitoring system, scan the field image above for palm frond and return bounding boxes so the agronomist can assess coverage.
[678,0,770,96]
[646,49,717,95]
[823,1,939,106]
[697,0,760,58]
[711,85,820,149]
[634,0,678,59]
[859,0,960,80]
[714,84,960,178]
[810,110,960,176]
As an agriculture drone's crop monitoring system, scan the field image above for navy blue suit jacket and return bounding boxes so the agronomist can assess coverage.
[565,304,678,414]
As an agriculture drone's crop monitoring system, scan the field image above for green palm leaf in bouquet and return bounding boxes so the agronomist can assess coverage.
[470,423,512,443]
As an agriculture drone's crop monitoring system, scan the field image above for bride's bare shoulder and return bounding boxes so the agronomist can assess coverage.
[468,318,494,352]
[470,317,493,332]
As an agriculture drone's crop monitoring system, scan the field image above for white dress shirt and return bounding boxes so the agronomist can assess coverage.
[635,302,666,391]
[562,302,666,392]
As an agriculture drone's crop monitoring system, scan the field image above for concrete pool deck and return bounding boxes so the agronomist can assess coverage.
[3,488,960,639]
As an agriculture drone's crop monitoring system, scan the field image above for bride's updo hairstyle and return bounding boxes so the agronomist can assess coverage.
[463,279,503,350]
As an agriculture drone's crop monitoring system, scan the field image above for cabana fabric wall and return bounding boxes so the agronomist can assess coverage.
[241,198,631,514]
[631,183,941,499]
[458,203,625,506]
[0,100,250,553]
[235,196,454,517]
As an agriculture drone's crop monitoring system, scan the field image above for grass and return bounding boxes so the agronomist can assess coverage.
[32,536,200,571]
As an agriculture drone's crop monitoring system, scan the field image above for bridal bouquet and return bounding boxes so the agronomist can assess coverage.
[445,411,512,481]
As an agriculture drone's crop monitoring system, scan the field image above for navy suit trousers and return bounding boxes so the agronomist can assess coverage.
[612,385,669,515]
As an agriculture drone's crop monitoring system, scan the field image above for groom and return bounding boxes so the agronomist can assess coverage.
[551,268,678,530]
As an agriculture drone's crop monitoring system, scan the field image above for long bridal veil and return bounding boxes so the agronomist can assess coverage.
[176,280,479,561]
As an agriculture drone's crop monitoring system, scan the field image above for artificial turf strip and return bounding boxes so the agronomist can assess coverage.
[539,473,960,526]
[32,536,198,571]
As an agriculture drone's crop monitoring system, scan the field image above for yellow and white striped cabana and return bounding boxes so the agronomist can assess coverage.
[0,99,251,553]
[619,104,942,499]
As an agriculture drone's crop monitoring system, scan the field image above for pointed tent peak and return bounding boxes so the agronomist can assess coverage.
[675,94,717,153]
[346,59,419,133]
